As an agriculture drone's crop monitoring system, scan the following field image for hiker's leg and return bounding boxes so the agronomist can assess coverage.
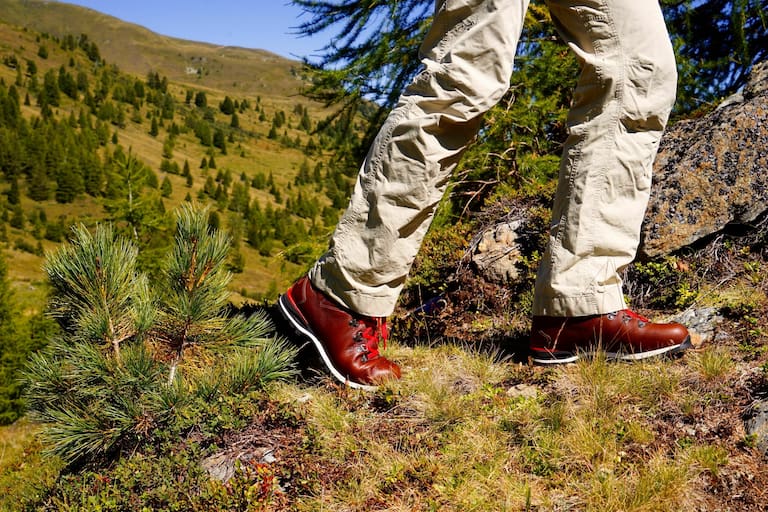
[533,0,677,316]
[310,0,531,316]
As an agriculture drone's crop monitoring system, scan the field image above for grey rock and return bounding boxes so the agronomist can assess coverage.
[715,90,744,111]
[673,307,723,343]
[744,61,768,99]
[640,61,768,258]
[745,400,768,456]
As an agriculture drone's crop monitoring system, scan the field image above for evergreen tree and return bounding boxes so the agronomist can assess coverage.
[228,182,250,214]
[299,109,312,132]
[23,205,298,465]
[251,172,267,189]
[6,178,19,205]
[191,117,213,146]
[219,95,235,115]
[9,205,24,229]
[104,151,165,246]
[291,0,765,159]
[662,0,767,111]
[208,210,221,231]
[83,153,105,197]
[58,66,78,99]
[133,78,145,101]
[85,40,101,63]
[55,162,85,203]
[160,92,175,119]
[162,136,174,159]
[0,252,22,423]
[44,217,67,242]
[76,70,89,93]
[194,91,207,108]
[27,164,50,202]
[213,128,227,154]
[38,69,60,108]
[161,176,172,197]
[25,59,37,77]
[44,223,154,364]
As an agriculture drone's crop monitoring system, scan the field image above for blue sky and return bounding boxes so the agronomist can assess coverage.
[56,1,326,60]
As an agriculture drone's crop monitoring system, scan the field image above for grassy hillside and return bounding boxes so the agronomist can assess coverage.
[0,0,304,96]
[0,8,350,309]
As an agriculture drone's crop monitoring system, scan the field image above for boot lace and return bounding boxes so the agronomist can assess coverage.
[351,317,388,361]
[621,309,649,326]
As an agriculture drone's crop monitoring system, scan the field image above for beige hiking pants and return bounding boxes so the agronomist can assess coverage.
[309,0,677,318]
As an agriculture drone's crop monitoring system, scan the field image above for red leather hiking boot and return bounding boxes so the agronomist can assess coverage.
[530,309,691,364]
[278,276,401,390]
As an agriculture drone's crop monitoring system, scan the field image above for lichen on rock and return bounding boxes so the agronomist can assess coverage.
[640,61,768,258]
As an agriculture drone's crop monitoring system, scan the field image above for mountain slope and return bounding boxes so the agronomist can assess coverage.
[0,0,304,96]
[0,4,350,305]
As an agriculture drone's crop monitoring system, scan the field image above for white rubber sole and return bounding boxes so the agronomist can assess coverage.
[531,337,692,365]
[278,294,379,391]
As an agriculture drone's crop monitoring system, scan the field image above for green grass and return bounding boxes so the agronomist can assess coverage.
[0,420,62,509]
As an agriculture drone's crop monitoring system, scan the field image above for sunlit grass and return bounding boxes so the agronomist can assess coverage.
[4,337,741,511]
[284,343,718,511]
[693,346,735,382]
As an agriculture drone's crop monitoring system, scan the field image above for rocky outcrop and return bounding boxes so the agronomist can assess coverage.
[639,61,768,258]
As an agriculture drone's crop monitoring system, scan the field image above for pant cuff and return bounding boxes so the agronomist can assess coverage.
[308,259,400,318]
[532,289,627,317]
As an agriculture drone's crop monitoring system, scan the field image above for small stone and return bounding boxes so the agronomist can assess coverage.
[471,220,524,284]
[507,383,538,399]
[260,449,277,464]
[295,393,313,404]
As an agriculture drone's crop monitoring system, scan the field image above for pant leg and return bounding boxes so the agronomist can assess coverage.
[310,0,530,317]
[533,0,677,316]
